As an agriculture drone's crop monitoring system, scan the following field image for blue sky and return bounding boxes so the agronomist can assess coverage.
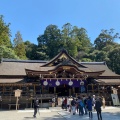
[1,0,120,44]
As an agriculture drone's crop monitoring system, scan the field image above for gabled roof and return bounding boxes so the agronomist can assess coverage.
[41,49,87,68]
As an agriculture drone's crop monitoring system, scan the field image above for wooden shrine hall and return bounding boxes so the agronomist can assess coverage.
[0,49,120,109]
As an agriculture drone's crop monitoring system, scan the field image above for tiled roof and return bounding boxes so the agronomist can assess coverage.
[95,79,120,84]
[0,79,24,83]
[81,62,120,76]
[0,59,120,77]
[0,61,44,75]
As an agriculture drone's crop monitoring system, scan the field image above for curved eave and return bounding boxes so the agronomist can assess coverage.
[25,68,105,77]
[86,70,105,77]
[95,79,120,85]
[25,65,85,75]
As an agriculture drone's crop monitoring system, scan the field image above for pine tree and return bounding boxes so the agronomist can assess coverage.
[13,31,27,59]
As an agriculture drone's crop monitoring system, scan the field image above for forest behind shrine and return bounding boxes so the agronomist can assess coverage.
[0,15,120,74]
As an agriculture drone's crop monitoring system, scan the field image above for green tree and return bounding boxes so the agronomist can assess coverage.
[37,25,62,59]
[13,31,27,59]
[0,15,12,47]
[25,41,42,60]
[0,46,19,60]
[61,23,91,59]
[94,29,120,50]
[108,47,120,74]
[61,23,78,57]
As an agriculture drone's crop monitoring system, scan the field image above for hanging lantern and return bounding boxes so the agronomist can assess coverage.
[69,80,73,86]
[55,80,60,86]
[43,80,48,86]
[80,80,84,85]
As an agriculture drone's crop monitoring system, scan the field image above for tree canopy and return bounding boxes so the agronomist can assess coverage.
[0,14,120,74]
[13,31,27,59]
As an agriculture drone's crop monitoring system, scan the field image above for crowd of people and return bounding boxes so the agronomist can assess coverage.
[33,95,105,120]
[61,95,105,120]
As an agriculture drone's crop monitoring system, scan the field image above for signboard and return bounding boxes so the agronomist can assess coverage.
[15,89,22,97]
[111,94,120,106]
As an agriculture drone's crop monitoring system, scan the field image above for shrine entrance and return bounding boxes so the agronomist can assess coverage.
[56,84,72,96]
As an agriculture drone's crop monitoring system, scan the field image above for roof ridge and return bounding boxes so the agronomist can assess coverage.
[1,58,48,63]
[80,62,106,65]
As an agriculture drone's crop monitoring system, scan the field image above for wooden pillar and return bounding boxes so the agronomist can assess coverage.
[98,85,99,94]
[3,85,5,96]
[72,87,75,94]
[42,85,43,94]
[30,98,32,108]
[69,89,71,96]
[54,87,56,94]
[92,84,94,93]
[40,94,42,108]
[34,84,36,95]
[87,85,88,93]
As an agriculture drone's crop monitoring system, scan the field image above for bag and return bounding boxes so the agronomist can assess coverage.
[79,101,84,107]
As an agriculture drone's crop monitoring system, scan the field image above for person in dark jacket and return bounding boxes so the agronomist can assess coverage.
[33,97,39,118]
[87,96,93,119]
[95,98,102,120]
[71,98,76,115]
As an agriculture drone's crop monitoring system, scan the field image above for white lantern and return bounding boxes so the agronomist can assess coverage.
[43,81,48,86]
[56,81,60,86]
[80,81,84,85]
[69,81,73,86]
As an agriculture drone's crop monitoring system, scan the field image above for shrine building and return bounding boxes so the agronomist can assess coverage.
[0,49,120,109]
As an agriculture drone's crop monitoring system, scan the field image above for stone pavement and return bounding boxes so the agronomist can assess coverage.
[0,107,120,120]
[58,106,120,120]
[0,109,65,120]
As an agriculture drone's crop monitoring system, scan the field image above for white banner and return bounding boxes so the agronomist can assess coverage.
[111,94,120,106]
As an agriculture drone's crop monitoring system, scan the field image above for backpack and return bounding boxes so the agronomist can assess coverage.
[79,101,84,107]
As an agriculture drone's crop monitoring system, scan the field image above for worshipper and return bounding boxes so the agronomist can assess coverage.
[79,97,84,116]
[102,96,105,109]
[61,97,65,109]
[33,97,39,118]
[67,97,70,110]
[87,96,93,119]
[95,97,102,120]
[71,98,76,115]
[83,95,88,115]
[92,95,96,111]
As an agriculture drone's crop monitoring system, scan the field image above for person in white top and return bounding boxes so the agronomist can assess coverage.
[68,97,73,112]
[93,95,96,111]
[61,97,65,109]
